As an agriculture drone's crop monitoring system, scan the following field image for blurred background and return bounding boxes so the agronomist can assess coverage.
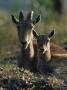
[0,0,67,59]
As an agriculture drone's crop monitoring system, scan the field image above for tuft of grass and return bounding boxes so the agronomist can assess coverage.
[0,63,65,90]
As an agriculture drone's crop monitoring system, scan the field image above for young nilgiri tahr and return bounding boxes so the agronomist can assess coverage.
[33,30,54,73]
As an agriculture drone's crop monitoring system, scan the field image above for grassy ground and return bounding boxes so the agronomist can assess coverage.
[0,62,66,90]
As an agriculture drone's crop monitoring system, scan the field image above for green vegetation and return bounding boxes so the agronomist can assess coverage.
[31,0,54,22]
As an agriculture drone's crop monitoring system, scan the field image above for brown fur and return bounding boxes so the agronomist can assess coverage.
[50,43,67,60]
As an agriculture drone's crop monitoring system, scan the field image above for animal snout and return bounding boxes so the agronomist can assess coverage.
[40,48,44,52]
[39,48,47,54]
[21,41,27,46]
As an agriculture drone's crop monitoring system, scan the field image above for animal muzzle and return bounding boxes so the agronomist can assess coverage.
[21,41,27,49]
[39,48,45,54]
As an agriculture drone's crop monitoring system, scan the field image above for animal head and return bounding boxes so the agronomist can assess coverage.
[11,11,41,49]
[33,30,54,54]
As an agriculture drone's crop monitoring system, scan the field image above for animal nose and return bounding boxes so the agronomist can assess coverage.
[21,41,27,45]
[40,48,44,52]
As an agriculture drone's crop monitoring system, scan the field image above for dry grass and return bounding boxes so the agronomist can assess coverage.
[0,64,65,90]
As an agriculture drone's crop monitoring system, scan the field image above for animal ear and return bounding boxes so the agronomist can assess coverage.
[33,15,41,25]
[48,30,55,38]
[33,30,39,38]
[11,15,19,24]
[19,11,24,21]
[27,11,34,20]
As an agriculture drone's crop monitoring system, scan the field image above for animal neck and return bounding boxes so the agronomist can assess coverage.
[29,40,34,58]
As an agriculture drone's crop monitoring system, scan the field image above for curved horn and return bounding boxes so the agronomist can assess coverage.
[27,11,34,20]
